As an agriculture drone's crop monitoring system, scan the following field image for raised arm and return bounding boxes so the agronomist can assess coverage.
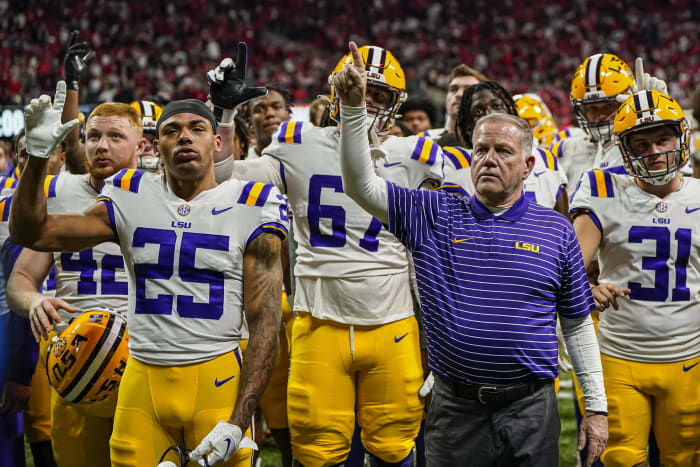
[335,41,389,224]
[9,82,115,252]
[61,30,93,174]
[206,43,267,166]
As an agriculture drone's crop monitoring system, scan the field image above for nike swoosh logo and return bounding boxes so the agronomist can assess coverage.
[394,333,409,343]
[686,207,700,214]
[214,375,235,387]
[534,171,546,177]
[683,362,699,372]
[452,237,473,244]
[224,438,232,456]
[212,206,233,215]
[383,162,402,167]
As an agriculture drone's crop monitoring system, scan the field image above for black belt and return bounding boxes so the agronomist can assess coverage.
[439,376,553,410]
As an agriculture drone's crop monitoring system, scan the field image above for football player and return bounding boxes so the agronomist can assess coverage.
[0,131,64,467]
[449,80,569,217]
[11,83,287,467]
[246,84,294,160]
[551,53,637,196]
[216,45,443,466]
[570,89,700,466]
[7,100,142,466]
[513,93,558,147]
[421,64,487,144]
[130,100,164,172]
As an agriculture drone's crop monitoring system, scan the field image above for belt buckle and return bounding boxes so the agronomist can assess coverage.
[477,386,498,405]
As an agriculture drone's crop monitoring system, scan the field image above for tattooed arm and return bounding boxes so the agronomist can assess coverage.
[229,232,283,429]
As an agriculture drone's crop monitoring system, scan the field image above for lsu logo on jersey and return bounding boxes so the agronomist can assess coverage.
[515,241,540,253]
[411,137,439,166]
[276,121,303,144]
[442,146,471,169]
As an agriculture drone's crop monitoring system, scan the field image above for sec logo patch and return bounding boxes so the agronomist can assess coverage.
[177,204,191,216]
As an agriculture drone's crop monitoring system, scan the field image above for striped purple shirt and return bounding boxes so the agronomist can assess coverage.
[387,182,595,385]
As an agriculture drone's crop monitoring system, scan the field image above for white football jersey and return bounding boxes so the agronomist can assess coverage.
[46,173,128,324]
[233,121,442,324]
[552,136,626,196]
[417,127,446,140]
[570,170,700,362]
[442,146,567,209]
[99,170,289,365]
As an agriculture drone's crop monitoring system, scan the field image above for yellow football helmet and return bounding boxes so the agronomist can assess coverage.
[328,45,407,133]
[614,90,689,185]
[571,53,634,143]
[514,94,558,147]
[46,309,129,404]
[129,100,163,134]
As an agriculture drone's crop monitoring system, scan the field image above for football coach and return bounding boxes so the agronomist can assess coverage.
[332,41,608,467]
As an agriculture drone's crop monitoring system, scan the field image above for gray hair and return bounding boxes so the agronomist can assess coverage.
[473,113,533,157]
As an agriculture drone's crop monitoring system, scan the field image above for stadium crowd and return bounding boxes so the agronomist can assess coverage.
[1,0,699,123]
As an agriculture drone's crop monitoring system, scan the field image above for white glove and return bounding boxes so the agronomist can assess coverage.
[156,462,177,467]
[23,81,79,158]
[616,57,668,103]
[418,371,434,398]
[190,421,257,466]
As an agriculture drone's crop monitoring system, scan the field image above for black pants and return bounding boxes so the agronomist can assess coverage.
[425,376,559,467]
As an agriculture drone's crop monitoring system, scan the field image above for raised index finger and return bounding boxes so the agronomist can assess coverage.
[635,57,645,82]
[349,41,364,71]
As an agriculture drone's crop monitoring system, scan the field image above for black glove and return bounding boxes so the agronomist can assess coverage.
[206,42,267,121]
[63,30,95,91]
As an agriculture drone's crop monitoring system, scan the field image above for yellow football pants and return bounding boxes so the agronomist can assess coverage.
[109,349,253,467]
[40,328,116,467]
[600,353,700,467]
[50,386,117,466]
[288,313,424,467]
[24,352,51,443]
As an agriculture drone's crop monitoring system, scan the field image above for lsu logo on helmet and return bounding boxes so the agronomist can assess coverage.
[614,89,689,185]
[46,309,129,404]
[570,53,634,143]
[328,45,407,134]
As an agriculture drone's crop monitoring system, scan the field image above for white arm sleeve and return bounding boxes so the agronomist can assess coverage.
[232,155,285,192]
[214,155,235,183]
[339,104,389,224]
[560,314,608,413]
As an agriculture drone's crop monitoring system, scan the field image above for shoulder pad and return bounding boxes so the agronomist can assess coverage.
[536,148,559,170]
[0,176,17,190]
[586,169,615,198]
[273,120,304,144]
[442,146,471,169]
[410,136,440,166]
[111,169,146,193]
[237,181,275,207]
[44,175,59,198]
[0,195,12,221]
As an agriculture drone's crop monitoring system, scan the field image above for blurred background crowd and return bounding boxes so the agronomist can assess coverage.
[1,0,699,126]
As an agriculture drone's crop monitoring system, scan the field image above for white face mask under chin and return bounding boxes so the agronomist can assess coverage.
[643,169,677,186]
